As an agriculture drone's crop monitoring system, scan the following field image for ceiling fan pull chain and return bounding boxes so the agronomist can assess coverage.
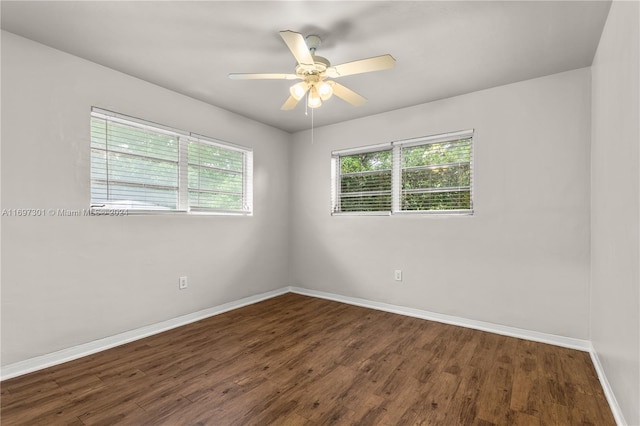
[311,107,314,144]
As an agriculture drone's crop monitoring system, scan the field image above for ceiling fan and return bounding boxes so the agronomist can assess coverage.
[229,30,396,110]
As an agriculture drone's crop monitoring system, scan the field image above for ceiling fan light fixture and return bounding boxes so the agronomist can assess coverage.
[308,86,322,108]
[317,81,333,101]
[290,82,308,100]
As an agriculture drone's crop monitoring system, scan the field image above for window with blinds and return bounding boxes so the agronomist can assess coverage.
[335,148,393,213]
[400,137,472,212]
[90,108,253,214]
[331,130,473,215]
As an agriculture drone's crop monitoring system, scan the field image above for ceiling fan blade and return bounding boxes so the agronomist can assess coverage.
[228,73,298,80]
[280,30,314,66]
[281,96,300,110]
[326,54,396,78]
[331,82,367,107]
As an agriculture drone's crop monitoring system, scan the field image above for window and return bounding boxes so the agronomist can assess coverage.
[332,130,473,215]
[399,135,472,212]
[334,147,393,213]
[90,108,253,214]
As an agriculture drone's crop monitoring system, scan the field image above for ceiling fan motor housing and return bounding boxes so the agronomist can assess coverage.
[295,55,330,78]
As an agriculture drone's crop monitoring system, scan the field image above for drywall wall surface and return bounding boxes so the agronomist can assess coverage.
[290,68,591,339]
[591,1,640,424]
[1,31,291,365]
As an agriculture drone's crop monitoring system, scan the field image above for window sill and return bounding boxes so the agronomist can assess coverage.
[331,209,473,217]
[90,208,252,217]
[331,211,392,217]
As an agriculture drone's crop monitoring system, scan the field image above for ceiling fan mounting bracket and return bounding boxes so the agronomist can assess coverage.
[305,35,321,53]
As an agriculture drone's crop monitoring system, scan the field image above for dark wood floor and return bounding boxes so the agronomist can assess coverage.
[1,293,615,425]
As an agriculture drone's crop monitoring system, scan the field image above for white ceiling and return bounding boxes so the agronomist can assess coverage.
[1,1,611,133]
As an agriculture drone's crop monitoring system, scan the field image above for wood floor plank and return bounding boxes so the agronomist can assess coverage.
[398,371,463,425]
[1,293,616,425]
[76,402,147,426]
[511,365,542,417]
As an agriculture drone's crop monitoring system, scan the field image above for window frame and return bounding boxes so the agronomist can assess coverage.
[331,130,474,216]
[90,107,253,216]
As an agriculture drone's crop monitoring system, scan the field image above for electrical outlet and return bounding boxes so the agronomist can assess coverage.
[394,270,402,281]
[179,276,188,289]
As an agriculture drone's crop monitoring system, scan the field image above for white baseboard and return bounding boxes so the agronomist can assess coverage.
[289,287,592,352]
[589,347,627,426]
[0,287,290,381]
[1,286,624,426]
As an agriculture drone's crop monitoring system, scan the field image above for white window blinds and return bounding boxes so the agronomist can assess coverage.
[90,108,253,214]
[187,139,252,212]
[332,130,473,215]
[90,114,180,210]
[333,147,393,213]
[399,136,472,212]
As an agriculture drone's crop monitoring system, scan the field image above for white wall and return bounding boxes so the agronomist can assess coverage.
[590,1,640,424]
[0,31,291,365]
[290,68,592,339]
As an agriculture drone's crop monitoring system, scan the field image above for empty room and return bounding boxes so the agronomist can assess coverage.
[1,1,638,425]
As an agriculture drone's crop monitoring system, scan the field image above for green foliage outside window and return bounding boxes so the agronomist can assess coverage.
[401,138,472,211]
[339,150,392,212]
